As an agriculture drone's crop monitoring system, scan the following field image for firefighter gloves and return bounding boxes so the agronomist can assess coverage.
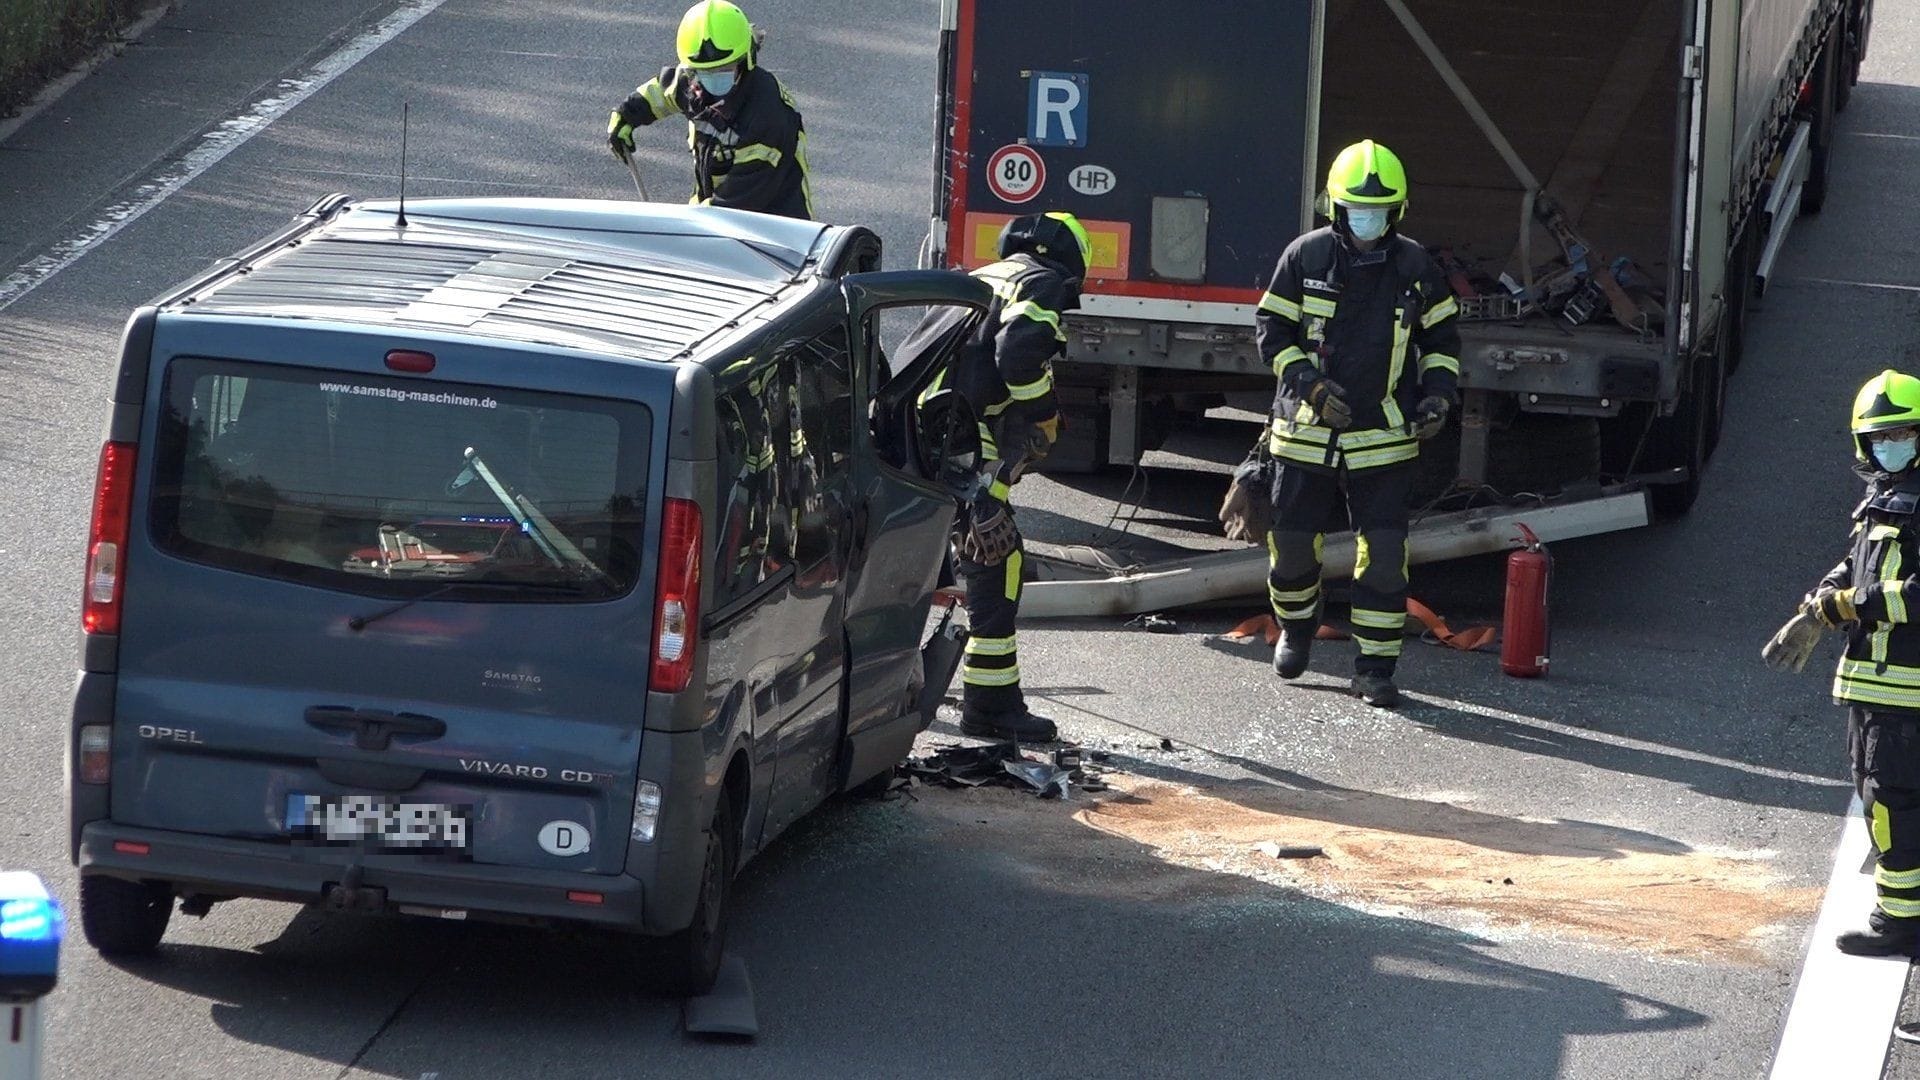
[962,480,1020,566]
[608,111,636,160]
[1412,395,1451,440]
[1304,377,1354,429]
[1218,457,1273,542]
[1806,586,1861,629]
[1763,611,1826,674]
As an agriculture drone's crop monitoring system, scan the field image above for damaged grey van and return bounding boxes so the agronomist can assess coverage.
[66,195,986,993]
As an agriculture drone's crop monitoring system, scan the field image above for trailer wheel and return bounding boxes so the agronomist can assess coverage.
[1645,358,1714,518]
[1032,399,1175,475]
[1836,8,1862,111]
[1486,415,1602,497]
[1720,227,1755,379]
[1405,414,1599,508]
[1802,36,1840,215]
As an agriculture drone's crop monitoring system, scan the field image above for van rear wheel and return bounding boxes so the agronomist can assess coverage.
[79,874,173,956]
[655,795,735,997]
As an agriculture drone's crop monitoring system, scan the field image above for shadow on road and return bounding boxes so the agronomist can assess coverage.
[92,789,1707,1079]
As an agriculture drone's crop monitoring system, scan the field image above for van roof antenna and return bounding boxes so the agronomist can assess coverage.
[396,101,410,229]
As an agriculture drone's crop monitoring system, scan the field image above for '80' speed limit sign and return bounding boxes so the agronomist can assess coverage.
[985,144,1046,204]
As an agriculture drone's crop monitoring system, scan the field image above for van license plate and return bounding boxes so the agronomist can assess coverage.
[287,794,469,850]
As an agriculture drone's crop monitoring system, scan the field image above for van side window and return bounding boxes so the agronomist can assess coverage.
[782,325,853,569]
[864,302,982,474]
[712,361,789,605]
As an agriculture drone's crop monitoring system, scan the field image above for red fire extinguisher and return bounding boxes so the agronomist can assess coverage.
[1501,523,1551,678]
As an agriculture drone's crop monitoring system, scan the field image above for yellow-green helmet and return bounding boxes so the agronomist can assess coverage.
[997,211,1091,279]
[1325,139,1409,217]
[1045,211,1092,266]
[677,0,754,70]
[1852,369,1920,462]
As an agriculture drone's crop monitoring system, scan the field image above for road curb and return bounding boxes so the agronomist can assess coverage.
[0,2,175,147]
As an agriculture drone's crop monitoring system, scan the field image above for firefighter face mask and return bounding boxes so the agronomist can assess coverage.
[1345,207,1390,243]
[1875,433,1920,473]
[695,66,738,96]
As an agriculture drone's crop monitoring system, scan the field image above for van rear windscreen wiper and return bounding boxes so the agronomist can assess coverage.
[347,578,588,632]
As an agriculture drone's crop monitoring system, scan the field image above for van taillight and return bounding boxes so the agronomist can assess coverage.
[84,441,137,635]
[78,725,112,785]
[649,498,702,693]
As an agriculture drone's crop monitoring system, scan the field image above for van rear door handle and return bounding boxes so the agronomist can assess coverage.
[305,706,446,752]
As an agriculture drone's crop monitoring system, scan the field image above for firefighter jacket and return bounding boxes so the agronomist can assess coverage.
[1821,472,1920,711]
[1254,226,1462,472]
[914,253,1074,463]
[619,65,814,220]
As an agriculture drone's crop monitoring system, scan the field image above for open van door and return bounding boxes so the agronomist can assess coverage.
[836,270,992,791]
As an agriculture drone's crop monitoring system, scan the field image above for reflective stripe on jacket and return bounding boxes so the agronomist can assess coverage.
[912,253,1072,461]
[1823,482,1920,708]
[1255,227,1461,472]
[620,64,813,220]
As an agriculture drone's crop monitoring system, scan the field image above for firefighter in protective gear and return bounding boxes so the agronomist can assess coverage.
[605,0,814,220]
[901,211,1086,742]
[1776,370,1920,956]
[1253,140,1461,708]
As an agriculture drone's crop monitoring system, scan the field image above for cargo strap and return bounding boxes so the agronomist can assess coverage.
[1223,598,1496,652]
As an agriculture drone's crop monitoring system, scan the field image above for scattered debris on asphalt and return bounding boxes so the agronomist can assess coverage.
[1124,612,1180,633]
[904,740,1114,799]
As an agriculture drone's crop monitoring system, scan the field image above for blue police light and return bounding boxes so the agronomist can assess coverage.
[0,872,63,1001]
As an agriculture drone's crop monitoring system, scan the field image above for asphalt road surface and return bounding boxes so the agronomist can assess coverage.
[3,1,1919,1077]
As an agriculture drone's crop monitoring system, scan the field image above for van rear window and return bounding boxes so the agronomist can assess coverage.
[149,358,652,600]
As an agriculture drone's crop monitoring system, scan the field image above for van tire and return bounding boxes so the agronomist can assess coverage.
[656,796,735,997]
[79,875,172,956]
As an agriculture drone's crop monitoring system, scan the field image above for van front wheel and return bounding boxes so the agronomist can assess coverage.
[656,796,735,997]
[79,874,173,956]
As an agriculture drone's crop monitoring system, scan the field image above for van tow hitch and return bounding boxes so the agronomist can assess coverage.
[324,865,387,912]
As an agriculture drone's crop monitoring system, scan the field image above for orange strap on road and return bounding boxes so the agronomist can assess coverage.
[1221,614,1351,644]
[1405,598,1498,652]
[1222,600,1496,652]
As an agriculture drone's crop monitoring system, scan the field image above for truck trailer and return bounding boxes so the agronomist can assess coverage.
[926,0,1872,551]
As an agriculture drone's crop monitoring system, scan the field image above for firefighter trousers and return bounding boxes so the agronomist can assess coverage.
[1851,707,1920,921]
[1266,463,1414,676]
[957,527,1026,721]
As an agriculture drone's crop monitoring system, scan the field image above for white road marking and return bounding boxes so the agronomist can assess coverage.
[0,0,450,314]
[1405,691,1849,788]
[1781,276,1920,294]
[1768,795,1908,1079]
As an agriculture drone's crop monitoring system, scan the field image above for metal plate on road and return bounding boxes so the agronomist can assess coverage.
[287,793,469,850]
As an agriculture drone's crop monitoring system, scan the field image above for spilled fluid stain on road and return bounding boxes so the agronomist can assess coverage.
[910,774,1819,962]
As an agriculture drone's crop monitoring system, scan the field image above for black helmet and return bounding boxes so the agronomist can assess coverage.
[996,211,1090,281]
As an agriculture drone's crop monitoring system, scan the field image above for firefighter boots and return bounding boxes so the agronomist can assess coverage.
[1273,621,1315,679]
[961,707,1059,744]
[1836,910,1920,957]
[1352,672,1401,708]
